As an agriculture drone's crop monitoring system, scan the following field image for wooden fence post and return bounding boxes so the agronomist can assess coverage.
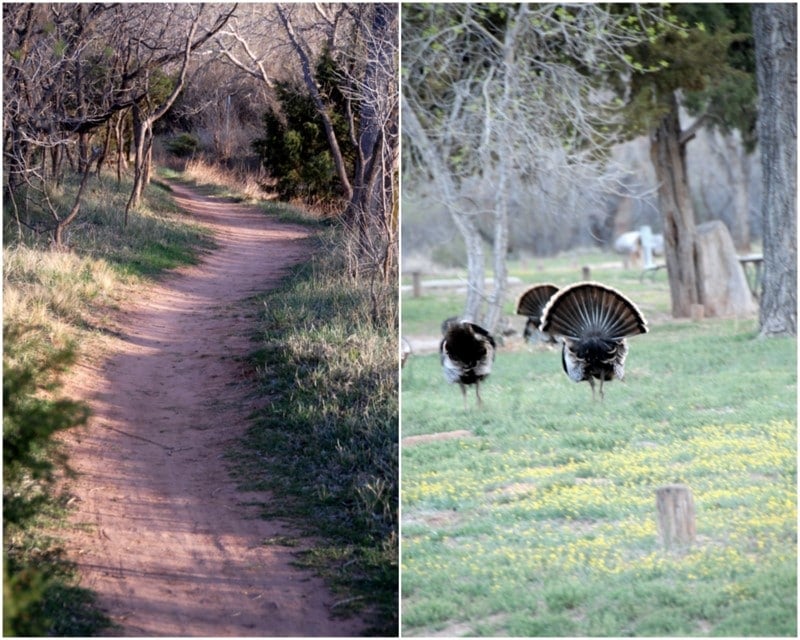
[581,265,591,280]
[656,484,696,549]
[411,271,422,298]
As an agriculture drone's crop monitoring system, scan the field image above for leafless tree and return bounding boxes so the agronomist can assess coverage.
[4,3,120,244]
[122,4,235,217]
[402,4,652,330]
[3,3,234,244]
[335,3,399,287]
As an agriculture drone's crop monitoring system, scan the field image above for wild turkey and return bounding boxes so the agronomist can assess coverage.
[539,282,648,399]
[516,283,559,343]
[440,320,496,409]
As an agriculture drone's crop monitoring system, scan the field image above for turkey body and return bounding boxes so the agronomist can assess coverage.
[440,321,496,409]
[540,282,647,399]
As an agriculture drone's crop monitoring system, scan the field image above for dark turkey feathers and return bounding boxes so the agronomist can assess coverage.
[540,282,647,399]
[440,320,496,409]
[441,316,460,335]
[516,283,559,342]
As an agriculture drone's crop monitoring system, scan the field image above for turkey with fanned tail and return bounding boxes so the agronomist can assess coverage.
[539,282,648,399]
[516,283,559,343]
[440,320,496,410]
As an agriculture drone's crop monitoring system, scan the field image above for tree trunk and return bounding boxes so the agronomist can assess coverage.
[403,102,485,322]
[459,211,487,325]
[346,2,397,283]
[483,7,525,334]
[484,169,509,333]
[143,132,153,187]
[649,92,700,317]
[115,111,128,183]
[96,121,113,178]
[53,158,95,247]
[753,3,797,337]
[125,104,147,223]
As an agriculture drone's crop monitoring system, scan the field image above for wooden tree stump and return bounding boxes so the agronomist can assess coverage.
[695,220,758,317]
[656,484,696,549]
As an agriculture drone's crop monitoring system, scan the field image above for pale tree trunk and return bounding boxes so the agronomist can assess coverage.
[459,214,487,324]
[650,92,701,318]
[484,165,509,333]
[402,103,485,321]
[753,3,797,337]
[115,111,128,184]
[483,8,524,334]
[126,103,148,224]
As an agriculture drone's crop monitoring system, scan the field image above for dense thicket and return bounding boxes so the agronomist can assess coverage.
[252,53,355,203]
[2,3,233,242]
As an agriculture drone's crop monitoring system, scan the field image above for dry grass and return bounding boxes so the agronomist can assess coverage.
[3,170,210,364]
[170,155,345,219]
[180,157,269,202]
[3,245,124,360]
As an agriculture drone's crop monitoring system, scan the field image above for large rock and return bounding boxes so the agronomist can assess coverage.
[696,220,758,317]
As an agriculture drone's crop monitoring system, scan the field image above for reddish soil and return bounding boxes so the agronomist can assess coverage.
[61,183,366,637]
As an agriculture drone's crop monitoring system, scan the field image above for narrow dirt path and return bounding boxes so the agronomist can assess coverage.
[62,183,365,637]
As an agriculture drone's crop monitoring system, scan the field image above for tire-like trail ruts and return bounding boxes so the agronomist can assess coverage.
[61,182,366,637]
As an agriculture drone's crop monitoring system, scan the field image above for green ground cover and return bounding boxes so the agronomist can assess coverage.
[237,233,399,636]
[400,260,796,636]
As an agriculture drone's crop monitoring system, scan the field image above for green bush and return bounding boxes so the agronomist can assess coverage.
[165,133,200,158]
[3,327,87,529]
[3,325,91,635]
[252,50,355,203]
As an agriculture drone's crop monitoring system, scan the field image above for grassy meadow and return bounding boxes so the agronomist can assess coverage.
[400,255,797,636]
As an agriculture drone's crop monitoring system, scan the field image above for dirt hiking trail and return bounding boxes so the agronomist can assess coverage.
[62,183,366,637]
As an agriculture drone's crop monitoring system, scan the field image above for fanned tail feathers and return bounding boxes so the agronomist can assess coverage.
[517,283,559,341]
[540,282,647,340]
[516,284,559,325]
